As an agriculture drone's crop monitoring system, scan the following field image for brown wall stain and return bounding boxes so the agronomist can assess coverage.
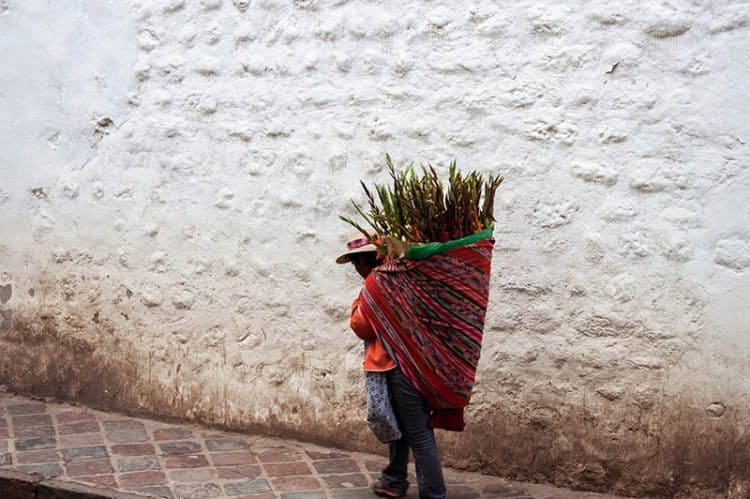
[444,404,750,498]
[1,312,747,498]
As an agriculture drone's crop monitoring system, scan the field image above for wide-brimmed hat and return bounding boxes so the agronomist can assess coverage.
[336,233,378,264]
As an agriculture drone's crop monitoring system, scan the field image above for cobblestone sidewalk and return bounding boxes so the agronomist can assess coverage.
[0,392,626,499]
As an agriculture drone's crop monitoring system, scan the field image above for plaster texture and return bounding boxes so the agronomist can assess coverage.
[1,1,749,496]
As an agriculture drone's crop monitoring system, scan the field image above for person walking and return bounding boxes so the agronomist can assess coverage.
[337,234,447,499]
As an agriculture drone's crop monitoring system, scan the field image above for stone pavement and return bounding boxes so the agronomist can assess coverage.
[0,391,627,499]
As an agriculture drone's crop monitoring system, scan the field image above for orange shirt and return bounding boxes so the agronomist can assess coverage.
[350,296,396,372]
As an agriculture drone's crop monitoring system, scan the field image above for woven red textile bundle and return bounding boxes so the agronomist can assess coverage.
[359,238,494,431]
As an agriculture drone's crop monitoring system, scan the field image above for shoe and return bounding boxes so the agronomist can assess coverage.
[371,478,407,498]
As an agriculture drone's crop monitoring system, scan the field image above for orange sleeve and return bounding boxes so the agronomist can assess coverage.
[363,338,396,372]
[350,297,375,341]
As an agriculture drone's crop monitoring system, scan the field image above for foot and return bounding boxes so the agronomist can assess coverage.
[371,478,407,498]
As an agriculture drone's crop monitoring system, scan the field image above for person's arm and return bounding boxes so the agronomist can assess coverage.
[350,295,374,341]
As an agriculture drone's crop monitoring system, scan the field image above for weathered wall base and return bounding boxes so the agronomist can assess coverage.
[0,309,375,454]
[447,404,750,498]
[2,308,747,498]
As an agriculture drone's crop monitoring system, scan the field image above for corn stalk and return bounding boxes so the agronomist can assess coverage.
[340,155,503,247]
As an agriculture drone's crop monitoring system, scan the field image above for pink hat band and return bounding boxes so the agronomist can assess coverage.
[347,237,371,250]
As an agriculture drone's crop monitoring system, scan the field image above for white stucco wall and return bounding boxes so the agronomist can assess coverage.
[1,0,749,494]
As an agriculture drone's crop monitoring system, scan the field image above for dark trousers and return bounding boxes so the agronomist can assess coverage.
[381,367,446,499]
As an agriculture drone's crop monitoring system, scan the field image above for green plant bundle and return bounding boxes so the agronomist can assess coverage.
[340,155,503,247]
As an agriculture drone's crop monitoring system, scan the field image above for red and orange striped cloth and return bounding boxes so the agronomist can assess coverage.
[359,237,494,431]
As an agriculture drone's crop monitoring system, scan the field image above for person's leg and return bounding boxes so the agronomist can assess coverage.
[376,437,409,495]
[414,462,425,496]
[387,368,446,499]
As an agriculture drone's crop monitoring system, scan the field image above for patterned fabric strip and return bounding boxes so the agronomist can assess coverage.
[360,239,494,410]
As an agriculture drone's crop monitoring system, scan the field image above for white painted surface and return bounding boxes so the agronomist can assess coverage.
[1,0,749,487]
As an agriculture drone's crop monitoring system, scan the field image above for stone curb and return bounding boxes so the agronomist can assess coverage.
[0,469,150,499]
